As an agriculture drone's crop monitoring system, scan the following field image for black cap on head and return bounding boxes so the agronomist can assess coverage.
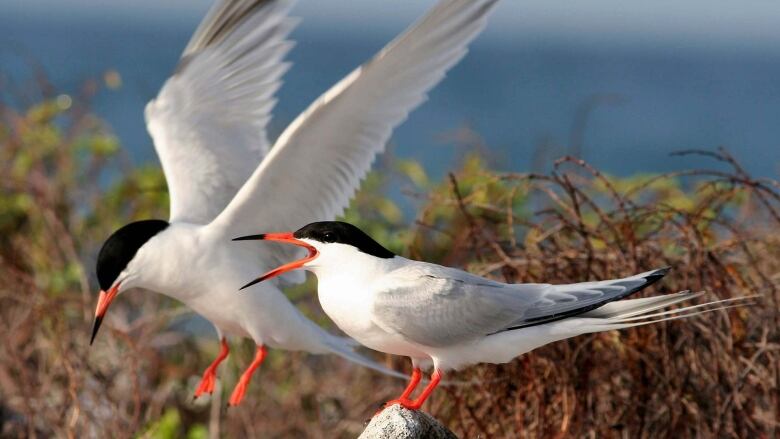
[96,219,169,290]
[293,221,395,259]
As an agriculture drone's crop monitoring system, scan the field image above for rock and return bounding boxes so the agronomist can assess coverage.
[358,405,457,439]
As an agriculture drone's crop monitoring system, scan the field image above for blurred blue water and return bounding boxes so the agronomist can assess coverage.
[2,15,780,179]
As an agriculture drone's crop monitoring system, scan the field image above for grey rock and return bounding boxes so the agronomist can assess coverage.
[359,405,458,439]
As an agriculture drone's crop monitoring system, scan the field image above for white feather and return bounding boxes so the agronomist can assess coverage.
[433,292,756,370]
[146,0,297,224]
[211,0,500,242]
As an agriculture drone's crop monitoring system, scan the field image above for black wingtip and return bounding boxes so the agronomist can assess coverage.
[232,234,266,241]
[644,266,672,285]
[90,315,103,346]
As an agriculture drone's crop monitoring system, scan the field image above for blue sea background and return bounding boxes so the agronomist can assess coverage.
[2,0,780,180]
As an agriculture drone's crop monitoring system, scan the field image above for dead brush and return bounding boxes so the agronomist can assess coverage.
[0,77,777,437]
[407,150,778,438]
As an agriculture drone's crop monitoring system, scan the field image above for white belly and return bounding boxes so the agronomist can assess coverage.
[143,230,331,351]
[119,222,386,358]
[317,276,428,359]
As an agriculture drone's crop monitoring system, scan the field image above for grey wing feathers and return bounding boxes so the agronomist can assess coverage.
[371,271,533,347]
[183,0,277,57]
[508,267,671,329]
[372,265,670,347]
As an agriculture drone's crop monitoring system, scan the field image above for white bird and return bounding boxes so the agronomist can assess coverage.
[90,0,500,406]
[237,221,754,410]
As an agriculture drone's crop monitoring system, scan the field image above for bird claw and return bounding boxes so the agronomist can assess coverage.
[228,380,248,406]
[193,339,229,400]
[225,345,266,407]
[374,398,420,415]
[193,372,216,399]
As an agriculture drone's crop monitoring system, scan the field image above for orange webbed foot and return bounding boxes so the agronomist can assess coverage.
[193,338,229,400]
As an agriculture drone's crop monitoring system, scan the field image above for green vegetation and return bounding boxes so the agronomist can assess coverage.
[1,83,777,438]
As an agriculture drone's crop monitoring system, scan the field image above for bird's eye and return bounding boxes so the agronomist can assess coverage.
[322,231,336,243]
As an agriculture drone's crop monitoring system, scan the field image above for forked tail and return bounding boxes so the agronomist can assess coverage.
[469,290,757,367]
[573,290,757,332]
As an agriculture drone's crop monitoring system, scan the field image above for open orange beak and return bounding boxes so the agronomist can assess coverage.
[90,282,120,345]
[233,232,318,291]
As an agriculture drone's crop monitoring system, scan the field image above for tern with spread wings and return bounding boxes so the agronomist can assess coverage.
[90,0,500,405]
[238,221,754,410]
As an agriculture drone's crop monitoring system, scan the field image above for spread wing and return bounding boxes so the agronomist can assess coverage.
[211,0,500,241]
[371,264,668,347]
[145,0,296,224]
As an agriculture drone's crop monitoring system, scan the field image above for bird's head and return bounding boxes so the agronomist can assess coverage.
[91,219,169,345]
[234,221,395,290]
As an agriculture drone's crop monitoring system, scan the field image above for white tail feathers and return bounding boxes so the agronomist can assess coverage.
[444,291,757,370]
[575,291,757,333]
[582,290,703,319]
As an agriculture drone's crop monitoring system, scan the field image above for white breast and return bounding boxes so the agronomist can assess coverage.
[317,273,377,337]
[313,250,429,359]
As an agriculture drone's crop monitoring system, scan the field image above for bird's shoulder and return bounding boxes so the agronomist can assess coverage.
[379,259,508,297]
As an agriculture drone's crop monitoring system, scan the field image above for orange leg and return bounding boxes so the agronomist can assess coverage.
[227,345,267,406]
[194,338,229,399]
[383,369,442,411]
[399,367,423,399]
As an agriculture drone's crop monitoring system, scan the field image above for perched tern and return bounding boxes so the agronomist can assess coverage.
[238,221,753,410]
[91,0,500,405]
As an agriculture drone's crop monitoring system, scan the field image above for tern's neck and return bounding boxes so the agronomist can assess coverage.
[308,245,399,281]
[128,223,204,298]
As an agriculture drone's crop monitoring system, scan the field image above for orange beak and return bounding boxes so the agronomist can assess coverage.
[233,232,318,290]
[90,282,120,345]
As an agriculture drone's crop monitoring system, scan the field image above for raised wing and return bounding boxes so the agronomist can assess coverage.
[212,0,500,238]
[371,265,668,347]
[145,0,296,224]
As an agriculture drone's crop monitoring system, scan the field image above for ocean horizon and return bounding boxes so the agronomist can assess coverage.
[2,13,779,180]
